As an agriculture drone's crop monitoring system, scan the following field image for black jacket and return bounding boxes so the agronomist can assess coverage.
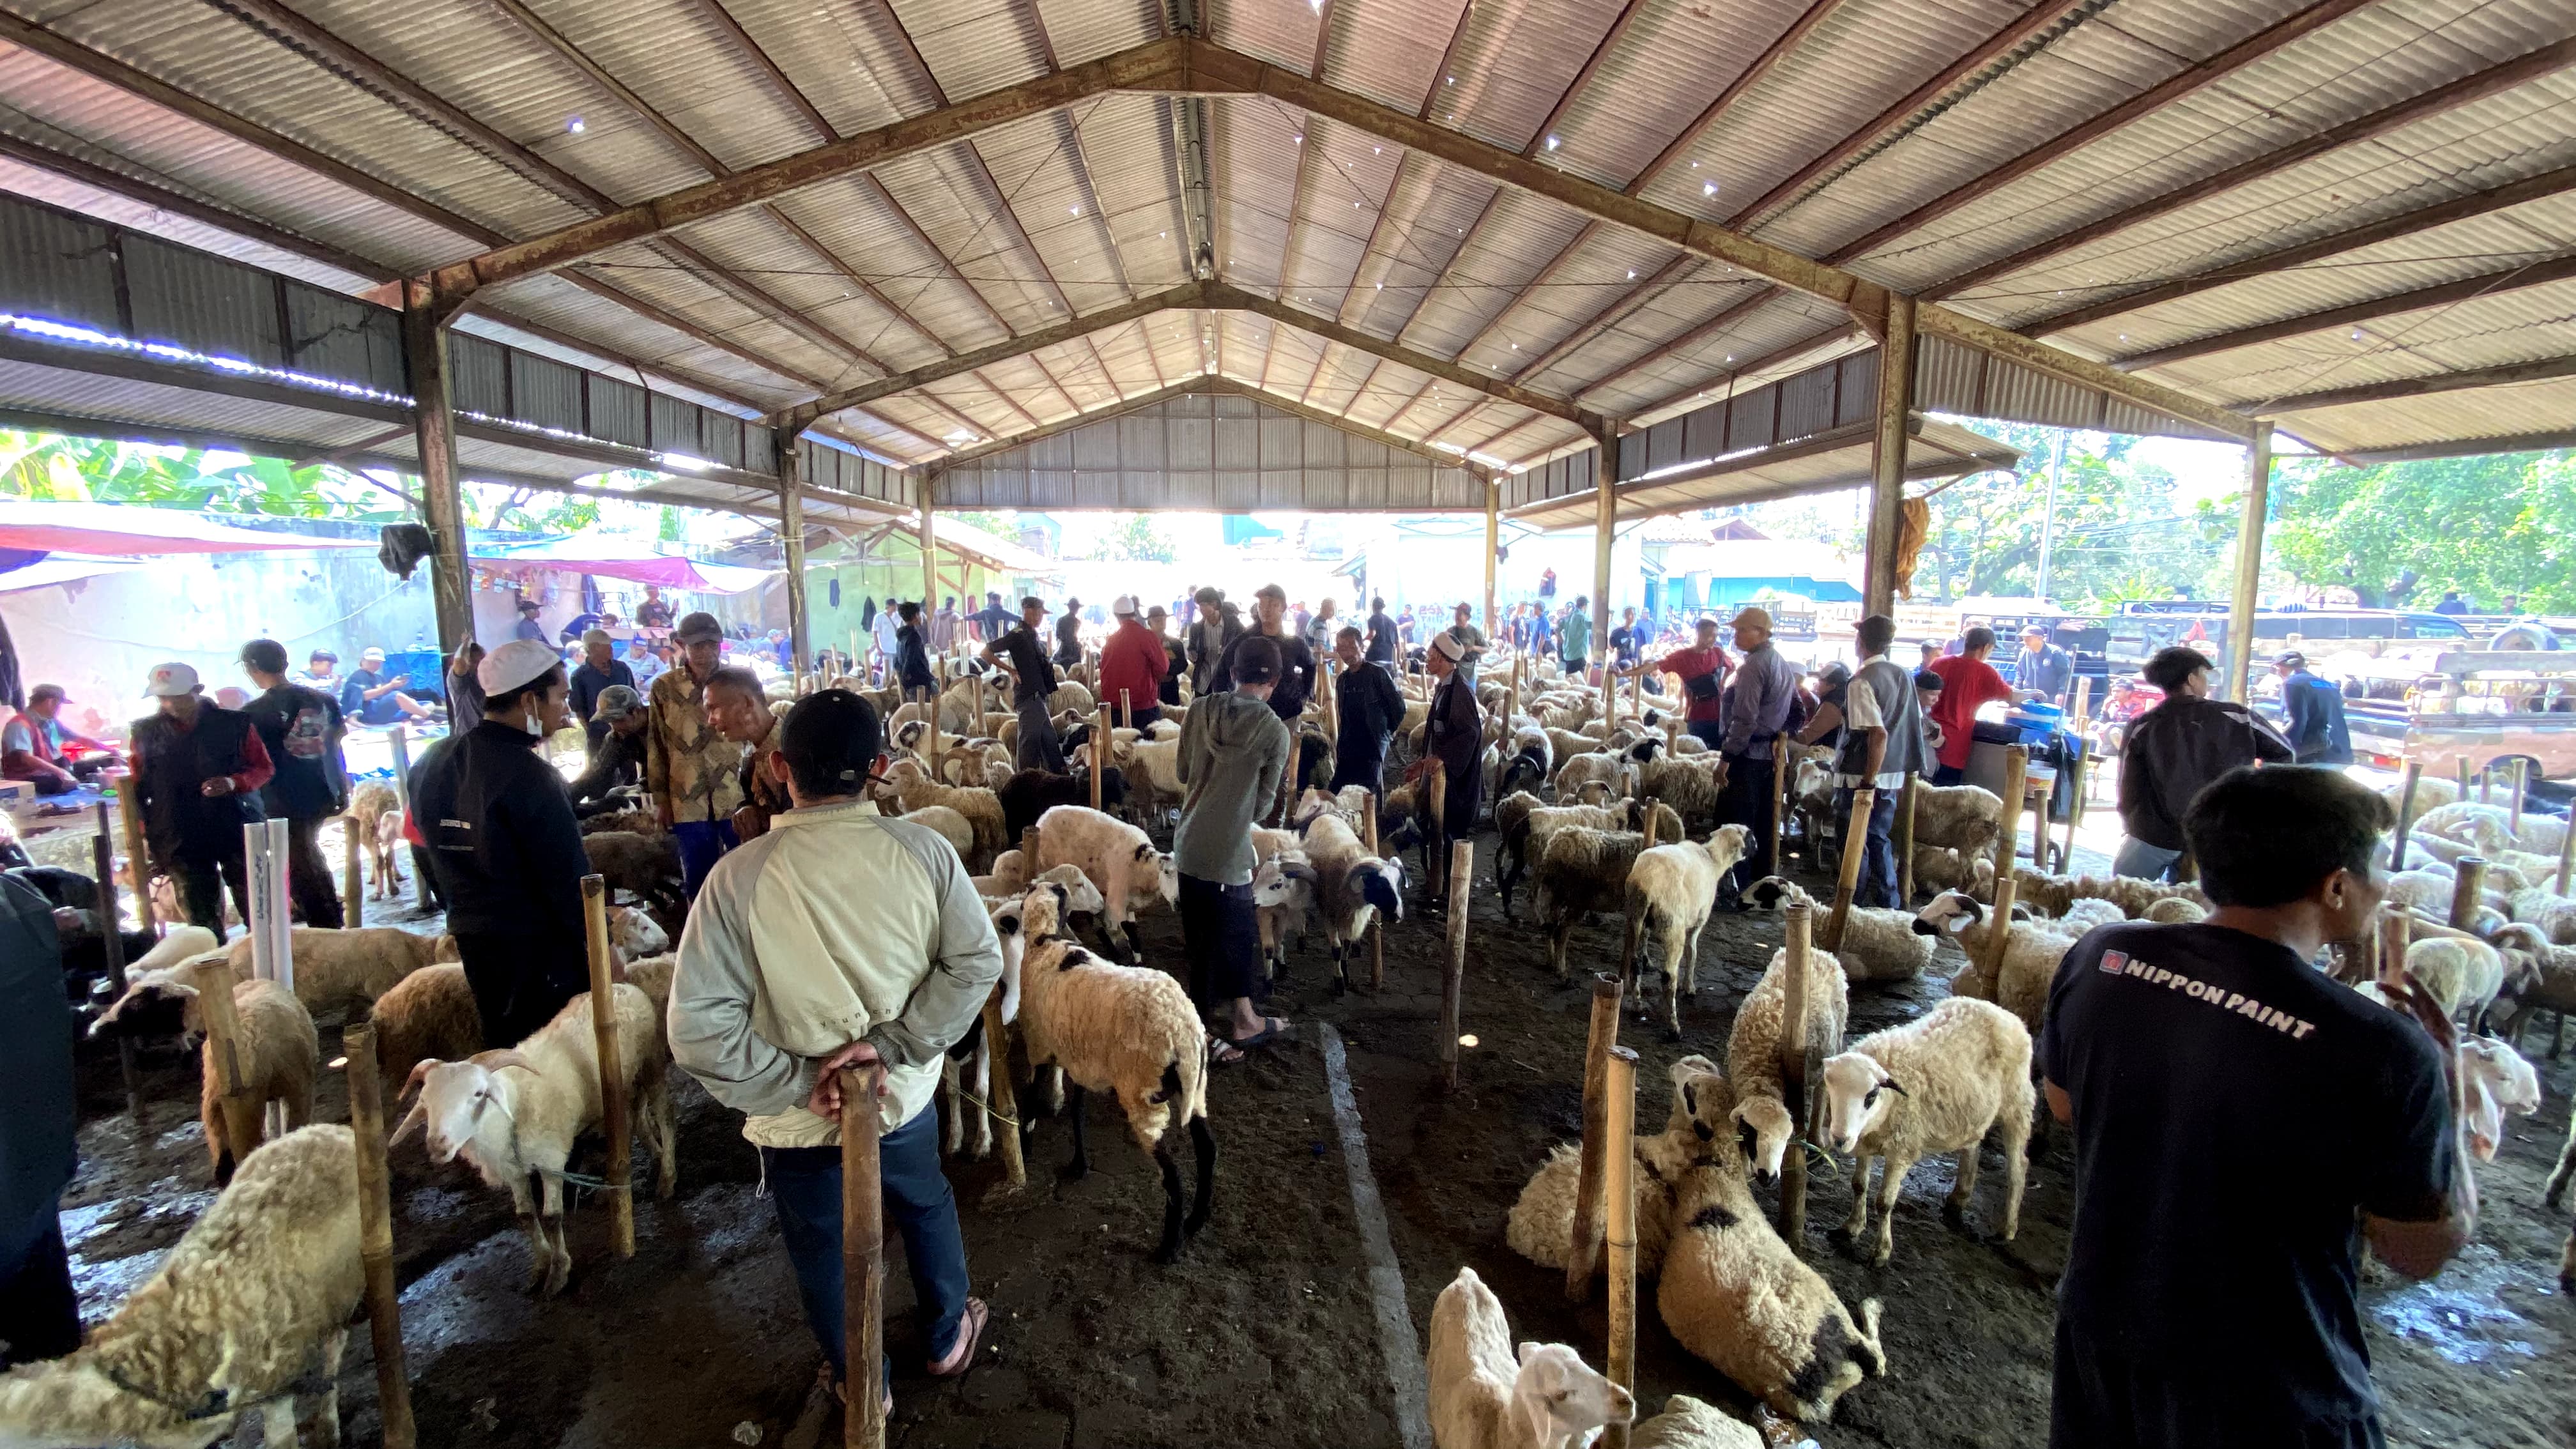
[571,721,645,813]
[410,721,589,939]
[0,875,73,1235]
[241,682,346,820]
[1215,628,1317,721]
[2280,670,2352,765]
[898,623,935,692]
[1335,660,1406,760]
[132,705,266,857]
[1365,610,1399,664]
[2118,695,2294,851]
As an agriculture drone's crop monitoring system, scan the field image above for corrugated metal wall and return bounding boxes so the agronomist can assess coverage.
[798,437,917,509]
[930,392,1484,512]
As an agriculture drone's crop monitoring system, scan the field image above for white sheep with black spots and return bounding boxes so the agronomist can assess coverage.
[1722,943,1850,1184]
[1818,995,2034,1268]
[1505,1055,1731,1280]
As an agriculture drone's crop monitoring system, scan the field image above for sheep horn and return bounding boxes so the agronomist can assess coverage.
[400,1057,441,1102]
[1878,1078,1909,1096]
[389,1099,427,1146]
[470,1049,541,1075]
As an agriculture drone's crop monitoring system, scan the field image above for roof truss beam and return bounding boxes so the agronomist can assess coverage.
[2114,254,2576,372]
[2248,352,2576,417]
[926,374,1488,481]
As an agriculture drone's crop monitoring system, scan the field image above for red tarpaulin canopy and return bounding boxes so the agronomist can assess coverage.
[470,538,772,594]
[0,500,376,555]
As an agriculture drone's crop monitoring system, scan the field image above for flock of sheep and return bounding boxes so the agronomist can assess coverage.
[11,648,2576,1447]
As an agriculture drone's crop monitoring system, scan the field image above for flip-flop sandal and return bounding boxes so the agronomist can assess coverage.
[1226,1019,1298,1056]
[928,1298,990,1378]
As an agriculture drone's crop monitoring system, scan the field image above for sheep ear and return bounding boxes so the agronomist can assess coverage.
[1681,1083,1698,1116]
[1133,841,1154,861]
[401,1058,441,1101]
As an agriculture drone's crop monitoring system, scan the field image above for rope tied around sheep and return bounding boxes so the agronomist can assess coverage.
[100,1352,338,1422]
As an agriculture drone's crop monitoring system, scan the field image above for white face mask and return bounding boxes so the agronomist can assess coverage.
[524,710,545,738]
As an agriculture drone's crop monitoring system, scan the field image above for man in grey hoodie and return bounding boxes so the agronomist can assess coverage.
[1175,634,1292,1062]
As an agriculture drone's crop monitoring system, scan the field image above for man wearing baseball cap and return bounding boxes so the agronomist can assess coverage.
[649,611,748,895]
[409,638,590,1046]
[339,645,433,727]
[129,663,273,932]
[240,640,348,928]
[1713,606,1798,907]
[2274,652,2352,765]
[1213,583,1315,723]
[2,685,119,795]
[571,684,649,816]
[1098,595,1167,730]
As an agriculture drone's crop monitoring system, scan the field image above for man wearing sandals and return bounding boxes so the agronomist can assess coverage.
[670,690,1000,1412]
[1176,635,1293,1062]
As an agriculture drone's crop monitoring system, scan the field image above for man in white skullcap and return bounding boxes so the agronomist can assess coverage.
[407,638,591,1046]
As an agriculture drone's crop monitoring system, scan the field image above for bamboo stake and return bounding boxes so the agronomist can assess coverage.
[1983,873,2020,987]
[342,815,364,929]
[1601,1044,1641,1449]
[1427,765,1450,902]
[1896,772,1919,905]
[842,1063,886,1449]
[2449,857,2487,932]
[2480,759,2492,805]
[114,778,156,933]
[91,811,142,1120]
[2379,906,2412,990]
[581,875,634,1257]
[1769,746,1790,879]
[1120,688,1133,733]
[1779,898,1813,1240]
[1440,839,1473,1091]
[1823,788,1875,951]
[2557,808,2576,898]
[2071,675,2092,735]
[980,985,1024,1198]
[2389,760,2424,873]
[342,1021,417,1449]
[1089,699,1108,813]
[1566,974,1623,1301]
[2509,758,2529,837]
[194,951,264,1160]
[1508,650,1521,728]
[1363,795,1386,992]
[1994,744,2030,892]
[2457,755,2472,806]
[2062,749,2090,872]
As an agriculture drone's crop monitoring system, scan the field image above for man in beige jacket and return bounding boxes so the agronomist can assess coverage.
[647,610,744,897]
[670,690,999,1406]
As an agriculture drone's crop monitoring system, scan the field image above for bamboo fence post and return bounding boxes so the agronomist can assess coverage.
[91,811,142,1119]
[2060,749,2089,873]
[1601,1045,1641,1449]
[1779,899,1813,1240]
[842,1063,886,1449]
[1769,745,1790,879]
[342,1022,417,1449]
[2449,858,2488,932]
[1896,772,1920,905]
[1364,795,1387,991]
[1994,745,2030,893]
[2457,756,2472,806]
[1427,765,1450,902]
[979,985,1024,1197]
[1823,788,1875,951]
[2028,764,2051,878]
[1119,689,1132,733]
[194,951,264,1158]
[1983,873,2020,986]
[342,815,364,928]
[2509,758,2529,836]
[1566,975,1623,1300]
[1088,700,1108,812]
[2071,675,2092,735]
[1440,840,1473,1090]
[115,779,155,933]
[2557,809,2576,898]
[2389,760,2424,873]
[2480,759,2492,805]
[581,875,634,1257]
[2379,907,2412,990]
[1508,650,1521,727]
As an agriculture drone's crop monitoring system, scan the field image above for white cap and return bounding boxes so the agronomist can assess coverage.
[143,661,199,697]
[1430,632,1466,662]
[478,638,562,696]
[1112,595,1138,617]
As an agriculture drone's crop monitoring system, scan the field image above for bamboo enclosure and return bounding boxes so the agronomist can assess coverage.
[579,875,634,1259]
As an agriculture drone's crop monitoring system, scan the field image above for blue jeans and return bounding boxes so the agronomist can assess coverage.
[672,818,739,899]
[762,1107,970,1385]
[2113,838,2186,882]
[1835,787,1901,907]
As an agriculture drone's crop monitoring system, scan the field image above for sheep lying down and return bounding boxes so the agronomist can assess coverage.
[1505,1055,1731,1280]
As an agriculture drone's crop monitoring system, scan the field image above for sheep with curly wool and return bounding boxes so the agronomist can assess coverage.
[394,984,675,1296]
[1300,812,1407,993]
[937,874,1103,1158]
[1429,1266,1636,1449]
[1818,995,2034,1268]
[2142,894,2209,924]
[1632,742,1724,834]
[1500,796,1663,919]
[1629,1396,1766,1449]
[1252,852,1318,979]
[1553,750,1631,808]
[1034,804,1177,960]
[362,962,481,1115]
[218,925,456,1021]
[2508,887,2576,946]
[1909,846,1991,900]
[1656,1149,1887,1423]
[1722,942,1850,1183]
[880,759,1006,868]
[1742,876,1939,984]
[1014,915,1214,1262]
[1505,1055,1731,1280]
[90,953,318,1186]
[1531,827,1651,980]
[0,1125,360,1449]
[1913,891,2078,1036]
[1908,782,2004,857]
[1623,826,1754,1036]
[2404,935,2510,1029]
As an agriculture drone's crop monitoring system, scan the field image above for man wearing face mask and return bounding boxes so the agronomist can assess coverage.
[408,638,592,1048]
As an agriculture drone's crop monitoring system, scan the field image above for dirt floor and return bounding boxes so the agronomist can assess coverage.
[57,828,2576,1449]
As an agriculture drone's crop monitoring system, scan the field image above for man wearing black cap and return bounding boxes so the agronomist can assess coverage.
[1214,583,1315,722]
[979,597,1066,772]
[513,595,547,643]
[240,639,348,928]
[411,638,590,1046]
[1184,586,1239,696]
[1054,597,1085,668]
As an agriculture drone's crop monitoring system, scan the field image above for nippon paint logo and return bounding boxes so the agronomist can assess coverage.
[2103,951,2317,1039]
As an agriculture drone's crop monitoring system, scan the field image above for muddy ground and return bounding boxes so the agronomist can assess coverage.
[59,830,2576,1449]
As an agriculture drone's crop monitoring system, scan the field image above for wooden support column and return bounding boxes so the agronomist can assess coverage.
[581,877,634,1258]
[1483,475,1501,638]
[1600,1045,1640,1449]
[401,289,475,654]
[342,1022,417,1449]
[918,494,939,620]
[777,434,813,678]
[1593,421,1618,723]
[1566,974,1622,1301]
[2224,422,2273,702]
[841,1063,886,1449]
[1863,293,1916,618]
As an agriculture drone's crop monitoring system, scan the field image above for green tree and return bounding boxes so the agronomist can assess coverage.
[1903,422,2225,608]
[0,431,408,520]
[1096,513,1174,562]
[2267,449,2575,612]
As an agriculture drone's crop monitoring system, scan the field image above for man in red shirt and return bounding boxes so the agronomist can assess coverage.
[1098,595,1168,730]
[1924,625,2028,785]
[1625,616,1732,751]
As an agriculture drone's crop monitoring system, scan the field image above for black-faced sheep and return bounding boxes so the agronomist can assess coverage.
[1623,825,1754,1036]
[1429,1266,1636,1449]
[1818,995,2034,1268]
[1912,891,2077,1036]
[1300,813,1406,993]
[1723,944,1850,1183]
[1505,1055,1731,1280]
[0,1126,361,1449]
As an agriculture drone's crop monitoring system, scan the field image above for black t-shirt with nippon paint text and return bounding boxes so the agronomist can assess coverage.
[2040,923,2452,1432]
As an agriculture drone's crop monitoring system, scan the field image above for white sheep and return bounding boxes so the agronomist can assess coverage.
[1252,852,1318,978]
[972,847,1032,898]
[1553,750,1630,806]
[2383,868,2504,921]
[1505,1055,1731,1280]
[605,904,669,960]
[364,962,482,1112]
[394,984,675,1296]
[1113,735,1186,822]
[1498,795,1678,919]
[1428,1266,1635,1449]
[1908,781,2002,857]
[2508,887,2576,945]
[1622,825,1754,1036]
[90,951,318,1186]
[895,801,977,860]
[878,758,1007,867]
[2142,895,2209,924]
[0,1126,360,1449]
[2491,923,2576,1052]
[1908,845,1991,900]
[222,925,457,1020]
[1656,1158,1887,1423]
[1300,812,1407,993]
[1531,827,1651,980]
[1630,1395,1766,1449]
[2403,935,2509,1029]
[1818,995,2034,1267]
[2457,1034,2540,1163]
[125,923,223,977]
[1913,890,2076,1036]
[1724,944,1850,1183]
[1034,804,1177,960]
[943,871,1105,1158]
[2412,800,2518,856]
[1741,876,1938,984]
[1634,744,1724,834]
[1013,928,1214,1263]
